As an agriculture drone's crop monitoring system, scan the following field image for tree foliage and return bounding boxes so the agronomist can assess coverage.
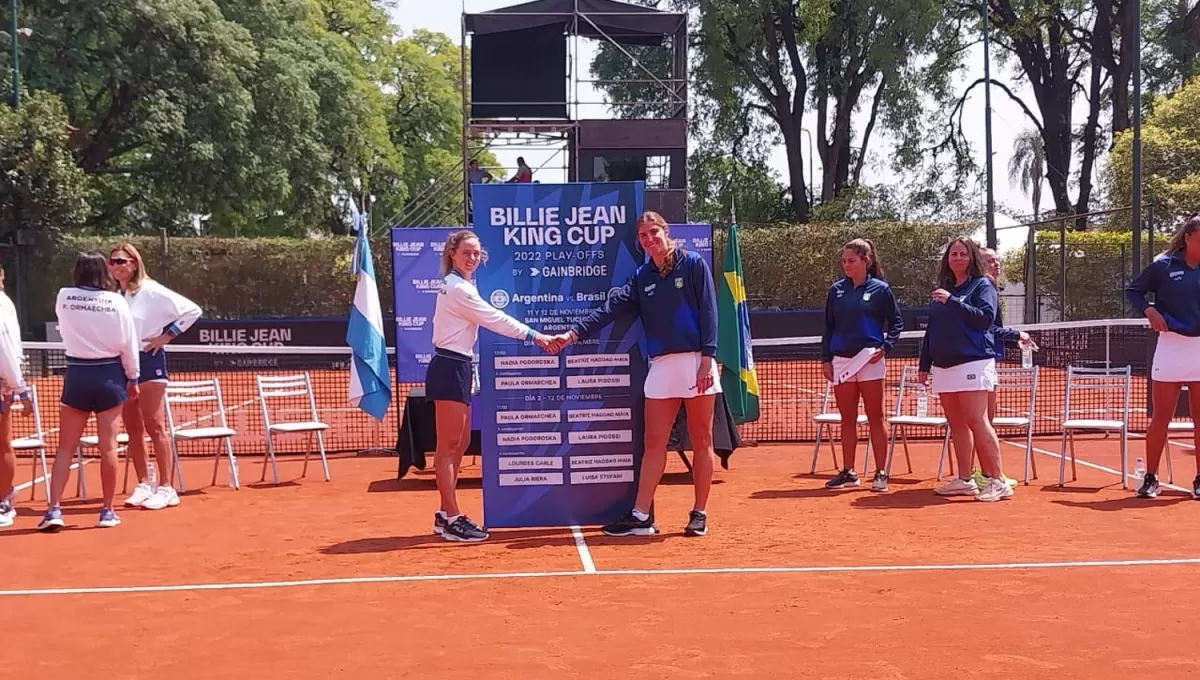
[1107,75,1200,217]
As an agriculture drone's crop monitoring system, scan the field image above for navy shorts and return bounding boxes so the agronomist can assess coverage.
[61,358,129,413]
[139,349,169,383]
[424,349,473,404]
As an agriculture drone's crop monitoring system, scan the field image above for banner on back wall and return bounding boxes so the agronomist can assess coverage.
[470,181,647,529]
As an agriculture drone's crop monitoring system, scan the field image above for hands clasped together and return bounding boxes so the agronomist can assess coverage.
[531,330,577,354]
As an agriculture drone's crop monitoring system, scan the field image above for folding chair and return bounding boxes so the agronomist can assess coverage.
[808,380,870,474]
[11,385,50,500]
[256,373,330,485]
[1057,365,1132,489]
[165,378,240,491]
[75,433,132,500]
[884,365,950,479]
[992,366,1040,484]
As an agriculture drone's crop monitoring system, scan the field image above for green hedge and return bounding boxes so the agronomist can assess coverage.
[25,222,971,327]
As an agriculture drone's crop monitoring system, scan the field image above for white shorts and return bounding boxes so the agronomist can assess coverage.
[930,358,996,394]
[1151,332,1200,383]
[645,352,722,400]
[832,353,886,384]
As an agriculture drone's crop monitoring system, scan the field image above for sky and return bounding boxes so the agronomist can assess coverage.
[389,0,1105,253]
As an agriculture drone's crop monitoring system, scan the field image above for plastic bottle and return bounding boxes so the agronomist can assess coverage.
[1134,457,1146,484]
[147,460,157,489]
[1021,343,1034,369]
[916,385,928,418]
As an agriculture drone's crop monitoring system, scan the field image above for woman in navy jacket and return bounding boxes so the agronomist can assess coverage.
[819,238,903,492]
[1124,214,1200,499]
[918,237,1012,502]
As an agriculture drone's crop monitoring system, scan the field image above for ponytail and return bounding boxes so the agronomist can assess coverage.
[843,238,883,279]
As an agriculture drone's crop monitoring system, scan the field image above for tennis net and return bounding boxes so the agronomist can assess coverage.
[14,318,1160,455]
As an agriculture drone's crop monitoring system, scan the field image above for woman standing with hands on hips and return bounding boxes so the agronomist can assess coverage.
[547,211,720,538]
[820,238,903,492]
[108,243,203,511]
[38,252,141,531]
[1124,214,1200,499]
[428,230,555,542]
[917,237,1012,502]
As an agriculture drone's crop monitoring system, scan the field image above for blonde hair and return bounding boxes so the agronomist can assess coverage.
[636,210,677,254]
[440,230,486,276]
[843,238,883,278]
[110,242,149,292]
[1163,214,1200,256]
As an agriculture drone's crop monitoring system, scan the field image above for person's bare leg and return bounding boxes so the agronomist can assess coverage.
[833,382,861,472]
[95,405,124,509]
[48,406,90,508]
[961,391,1002,479]
[633,397,682,514]
[858,379,889,473]
[1145,380,1182,476]
[940,393,974,480]
[432,400,470,517]
[121,396,149,483]
[137,382,173,487]
[682,394,716,512]
[0,409,14,504]
[1189,384,1200,481]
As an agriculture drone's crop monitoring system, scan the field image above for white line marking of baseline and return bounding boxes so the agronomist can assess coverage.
[4,556,1200,598]
[570,525,596,573]
[1001,439,1193,494]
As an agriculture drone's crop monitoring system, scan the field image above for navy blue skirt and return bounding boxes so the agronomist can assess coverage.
[425,349,473,404]
[139,349,169,383]
[61,357,128,413]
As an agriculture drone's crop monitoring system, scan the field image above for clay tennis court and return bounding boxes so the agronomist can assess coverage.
[4,431,1200,678]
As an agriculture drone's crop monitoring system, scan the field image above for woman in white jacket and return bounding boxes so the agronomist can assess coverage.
[108,243,202,511]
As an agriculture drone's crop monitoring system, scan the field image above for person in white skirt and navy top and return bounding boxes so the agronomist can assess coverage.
[107,243,202,511]
[0,263,30,529]
[820,238,903,492]
[548,211,721,538]
[917,237,1013,502]
[38,252,141,531]
[427,230,553,542]
[1124,214,1200,499]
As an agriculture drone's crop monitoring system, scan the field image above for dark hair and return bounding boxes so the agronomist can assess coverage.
[1163,214,1200,255]
[843,238,883,278]
[936,237,985,291]
[72,251,114,290]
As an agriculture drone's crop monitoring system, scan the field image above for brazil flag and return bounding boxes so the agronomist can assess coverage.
[715,222,760,424]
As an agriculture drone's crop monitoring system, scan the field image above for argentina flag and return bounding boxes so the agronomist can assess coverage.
[347,228,391,420]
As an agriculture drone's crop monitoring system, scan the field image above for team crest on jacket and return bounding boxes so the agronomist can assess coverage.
[674,277,683,288]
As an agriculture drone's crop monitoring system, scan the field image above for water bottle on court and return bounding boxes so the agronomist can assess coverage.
[1134,457,1145,483]
[916,385,928,418]
[1021,342,1033,369]
[147,460,157,489]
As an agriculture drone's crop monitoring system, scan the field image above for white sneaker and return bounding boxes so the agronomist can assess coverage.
[976,477,1015,502]
[124,482,155,507]
[0,501,15,521]
[934,477,980,496]
[0,512,12,528]
[141,486,180,510]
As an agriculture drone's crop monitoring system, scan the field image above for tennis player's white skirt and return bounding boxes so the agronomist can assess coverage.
[645,351,722,400]
[832,353,886,384]
[1151,332,1200,383]
[930,358,996,394]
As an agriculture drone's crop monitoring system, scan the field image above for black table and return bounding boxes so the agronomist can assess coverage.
[396,387,741,479]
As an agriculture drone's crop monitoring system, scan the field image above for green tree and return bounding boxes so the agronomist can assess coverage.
[1107,75,1200,216]
[0,91,93,238]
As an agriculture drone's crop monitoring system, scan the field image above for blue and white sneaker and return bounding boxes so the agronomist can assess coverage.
[441,515,488,542]
[0,499,15,521]
[433,511,448,535]
[36,507,65,532]
[97,507,121,528]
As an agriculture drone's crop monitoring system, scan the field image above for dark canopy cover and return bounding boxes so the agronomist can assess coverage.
[465,0,683,46]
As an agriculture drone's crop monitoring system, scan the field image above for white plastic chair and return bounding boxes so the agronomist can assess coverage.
[256,373,330,485]
[10,385,50,500]
[75,432,132,500]
[884,365,948,479]
[808,380,869,474]
[1057,365,1132,489]
[165,378,240,491]
[992,366,1040,484]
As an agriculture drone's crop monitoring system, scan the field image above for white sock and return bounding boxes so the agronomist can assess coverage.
[444,514,460,523]
[692,509,706,516]
[631,508,649,521]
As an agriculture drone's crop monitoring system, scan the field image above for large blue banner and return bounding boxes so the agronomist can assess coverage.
[471,181,646,528]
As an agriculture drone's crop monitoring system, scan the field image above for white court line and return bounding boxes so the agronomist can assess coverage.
[1001,439,1193,494]
[3,555,1200,598]
[569,525,596,573]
